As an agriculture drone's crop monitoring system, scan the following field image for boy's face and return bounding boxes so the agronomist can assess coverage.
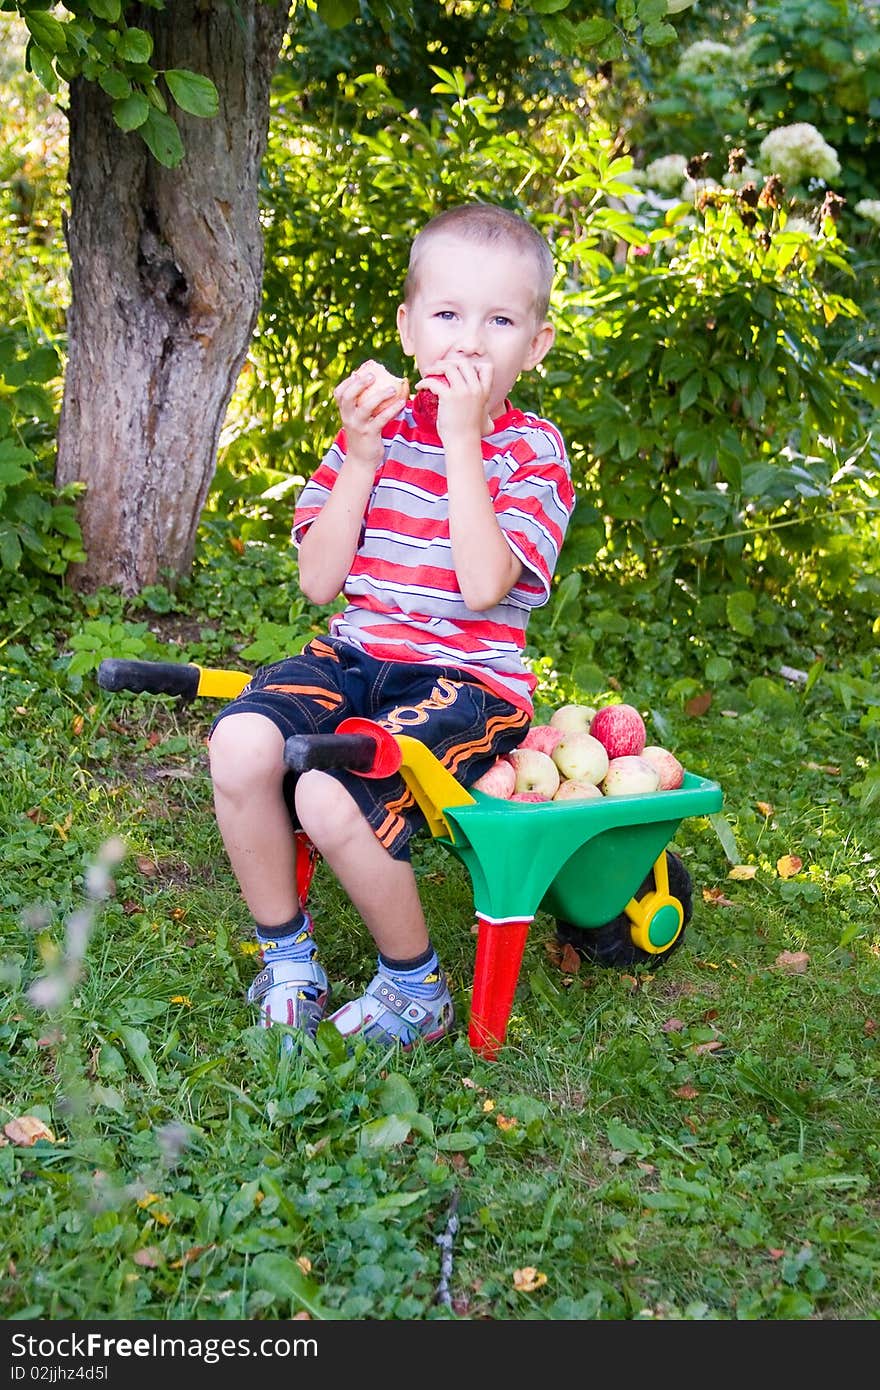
[397,234,554,417]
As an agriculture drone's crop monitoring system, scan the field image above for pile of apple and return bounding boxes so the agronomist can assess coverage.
[472,702,685,803]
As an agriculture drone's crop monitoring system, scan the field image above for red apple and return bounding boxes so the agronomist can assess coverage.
[549,703,597,734]
[510,790,550,803]
[589,703,646,759]
[602,755,660,797]
[551,731,609,785]
[520,724,564,756]
[641,745,684,790]
[553,779,604,801]
[507,747,561,799]
[472,758,516,799]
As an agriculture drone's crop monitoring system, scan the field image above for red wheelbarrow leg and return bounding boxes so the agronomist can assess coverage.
[469,913,533,1060]
[294,831,320,906]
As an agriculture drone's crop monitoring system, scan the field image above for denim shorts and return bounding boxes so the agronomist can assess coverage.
[210,635,529,860]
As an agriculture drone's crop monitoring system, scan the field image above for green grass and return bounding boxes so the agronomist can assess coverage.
[1,566,879,1322]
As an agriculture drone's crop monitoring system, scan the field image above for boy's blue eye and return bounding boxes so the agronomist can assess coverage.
[435,311,456,321]
[492,316,513,327]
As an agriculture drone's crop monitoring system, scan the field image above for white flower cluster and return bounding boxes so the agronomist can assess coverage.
[854,199,880,226]
[644,153,689,195]
[677,40,735,78]
[758,123,841,186]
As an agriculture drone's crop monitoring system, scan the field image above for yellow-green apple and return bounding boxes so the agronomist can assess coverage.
[589,703,646,759]
[602,755,660,797]
[472,757,516,799]
[520,724,564,756]
[549,703,597,734]
[553,779,604,801]
[641,745,684,790]
[507,747,560,799]
[551,731,609,785]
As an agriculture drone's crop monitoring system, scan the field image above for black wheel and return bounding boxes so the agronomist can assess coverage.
[555,851,694,970]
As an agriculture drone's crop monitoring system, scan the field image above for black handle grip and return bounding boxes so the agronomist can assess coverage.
[97,659,201,699]
[284,733,377,775]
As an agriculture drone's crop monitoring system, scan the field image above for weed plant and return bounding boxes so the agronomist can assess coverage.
[1,543,878,1322]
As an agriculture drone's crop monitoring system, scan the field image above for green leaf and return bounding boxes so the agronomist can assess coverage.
[250,1253,339,1319]
[315,0,360,28]
[28,45,59,95]
[376,1072,418,1115]
[726,590,756,637]
[164,69,219,118]
[708,811,739,865]
[141,108,184,168]
[113,1024,158,1089]
[112,92,149,131]
[435,1130,481,1152]
[25,13,68,55]
[116,27,153,64]
[357,1114,412,1151]
[89,0,122,19]
[531,0,573,12]
[99,69,132,100]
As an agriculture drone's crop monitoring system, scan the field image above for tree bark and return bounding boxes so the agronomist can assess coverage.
[56,0,290,593]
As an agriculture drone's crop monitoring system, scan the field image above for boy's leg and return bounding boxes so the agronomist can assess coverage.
[208,643,354,1040]
[294,768,453,1047]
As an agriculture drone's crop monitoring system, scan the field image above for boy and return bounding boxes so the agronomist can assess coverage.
[209,202,573,1048]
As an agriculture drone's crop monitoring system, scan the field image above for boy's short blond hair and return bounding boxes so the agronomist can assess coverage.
[404,203,555,322]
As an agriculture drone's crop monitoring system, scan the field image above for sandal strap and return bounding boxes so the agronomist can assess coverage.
[247,959,328,1002]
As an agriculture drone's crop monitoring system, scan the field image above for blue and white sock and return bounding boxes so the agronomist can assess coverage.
[377,945,444,1000]
[255,909,317,966]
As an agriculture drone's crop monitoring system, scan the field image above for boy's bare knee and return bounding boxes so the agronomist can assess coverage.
[209,714,284,798]
[295,770,361,850]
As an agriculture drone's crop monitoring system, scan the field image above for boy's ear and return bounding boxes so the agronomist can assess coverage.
[397,302,414,355]
[524,321,555,371]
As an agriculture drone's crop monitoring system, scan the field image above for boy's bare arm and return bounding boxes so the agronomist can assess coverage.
[420,360,522,612]
[298,362,408,605]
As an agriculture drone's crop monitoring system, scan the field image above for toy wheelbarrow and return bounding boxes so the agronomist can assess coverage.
[98,658,724,1060]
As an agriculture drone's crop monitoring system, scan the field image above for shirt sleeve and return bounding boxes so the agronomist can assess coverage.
[494,428,575,608]
[290,431,345,547]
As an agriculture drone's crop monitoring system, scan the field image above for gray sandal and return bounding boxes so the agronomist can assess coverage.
[329,972,454,1048]
[247,959,330,1040]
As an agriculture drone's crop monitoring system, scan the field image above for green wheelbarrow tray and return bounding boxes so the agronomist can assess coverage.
[436,769,723,1057]
[438,771,724,928]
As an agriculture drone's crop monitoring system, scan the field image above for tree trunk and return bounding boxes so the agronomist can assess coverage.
[56,0,289,593]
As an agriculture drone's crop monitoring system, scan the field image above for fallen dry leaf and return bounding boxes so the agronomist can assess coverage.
[559,943,581,974]
[673,1084,699,1099]
[728,864,758,880]
[662,1018,685,1032]
[803,762,840,775]
[513,1267,548,1292]
[4,1116,56,1146]
[702,887,736,907]
[136,857,159,877]
[864,1020,876,1036]
[296,1256,312,1275]
[685,691,712,717]
[776,855,803,879]
[496,1114,517,1131]
[756,802,774,817]
[692,1041,723,1055]
[775,950,810,974]
[72,715,84,736]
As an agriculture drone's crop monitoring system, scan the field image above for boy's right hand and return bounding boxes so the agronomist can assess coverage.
[334,360,409,468]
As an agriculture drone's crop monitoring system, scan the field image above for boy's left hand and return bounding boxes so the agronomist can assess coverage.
[416,359,495,440]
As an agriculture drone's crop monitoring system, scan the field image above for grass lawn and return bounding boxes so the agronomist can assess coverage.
[1,561,878,1322]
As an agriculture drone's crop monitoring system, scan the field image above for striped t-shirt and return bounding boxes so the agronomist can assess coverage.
[292,399,574,715]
